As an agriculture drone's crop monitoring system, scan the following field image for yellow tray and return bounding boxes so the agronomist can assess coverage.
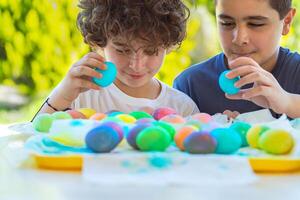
[249,157,300,172]
[33,154,83,170]
[33,154,300,173]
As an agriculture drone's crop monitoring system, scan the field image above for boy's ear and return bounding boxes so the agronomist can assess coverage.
[282,8,296,36]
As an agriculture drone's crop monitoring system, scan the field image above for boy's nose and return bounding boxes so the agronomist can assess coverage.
[129,53,146,71]
[232,26,249,46]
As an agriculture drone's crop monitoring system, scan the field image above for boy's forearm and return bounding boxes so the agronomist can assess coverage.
[285,93,300,119]
[38,89,73,114]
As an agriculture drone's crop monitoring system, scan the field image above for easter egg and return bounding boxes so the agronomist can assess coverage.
[32,113,54,132]
[247,125,270,148]
[152,121,176,140]
[258,129,294,155]
[185,119,202,130]
[211,128,242,154]
[101,121,124,142]
[136,126,172,151]
[129,111,153,120]
[184,131,217,154]
[85,125,120,153]
[106,110,123,117]
[126,123,151,149]
[191,113,212,124]
[90,113,107,121]
[135,118,156,124]
[78,108,96,119]
[66,110,87,119]
[218,70,240,95]
[230,121,251,147]
[51,111,72,120]
[152,107,177,120]
[174,125,197,150]
[92,61,117,87]
[160,114,186,124]
[101,116,123,123]
[115,114,136,124]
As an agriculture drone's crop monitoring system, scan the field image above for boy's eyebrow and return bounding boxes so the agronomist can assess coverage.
[112,42,129,48]
[218,14,234,20]
[246,16,269,21]
[218,14,269,21]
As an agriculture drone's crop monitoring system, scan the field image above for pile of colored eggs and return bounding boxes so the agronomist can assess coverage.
[32,107,295,155]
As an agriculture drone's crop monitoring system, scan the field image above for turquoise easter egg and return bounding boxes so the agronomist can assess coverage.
[92,61,117,87]
[218,70,240,95]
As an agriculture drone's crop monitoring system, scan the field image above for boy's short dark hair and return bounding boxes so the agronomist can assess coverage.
[214,0,292,20]
[77,0,190,52]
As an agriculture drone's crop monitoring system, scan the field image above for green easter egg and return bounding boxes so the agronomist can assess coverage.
[32,113,54,132]
[129,111,153,120]
[230,121,251,147]
[52,111,72,120]
[152,121,176,140]
[136,126,171,151]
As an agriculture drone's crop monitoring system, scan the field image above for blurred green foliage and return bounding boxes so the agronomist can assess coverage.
[0,0,300,123]
[0,0,89,96]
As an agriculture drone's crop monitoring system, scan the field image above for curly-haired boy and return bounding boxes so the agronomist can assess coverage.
[37,0,199,117]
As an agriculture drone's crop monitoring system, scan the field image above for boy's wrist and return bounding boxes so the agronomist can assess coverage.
[48,90,73,111]
[283,93,300,118]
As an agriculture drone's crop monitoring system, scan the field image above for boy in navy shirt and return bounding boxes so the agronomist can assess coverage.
[174,0,300,119]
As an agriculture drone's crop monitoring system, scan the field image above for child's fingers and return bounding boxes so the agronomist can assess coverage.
[226,65,256,79]
[234,72,272,88]
[228,57,260,69]
[70,65,102,79]
[223,110,239,119]
[241,85,271,99]
[78,57,107,70]
[84,52,105,62]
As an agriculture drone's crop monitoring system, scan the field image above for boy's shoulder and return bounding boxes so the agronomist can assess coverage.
[280,47,300,63]
[175,53,224,82]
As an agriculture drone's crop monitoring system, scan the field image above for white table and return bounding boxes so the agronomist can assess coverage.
[1,124,300,200]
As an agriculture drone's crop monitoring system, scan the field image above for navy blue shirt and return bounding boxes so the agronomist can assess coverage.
[174,47,300,117]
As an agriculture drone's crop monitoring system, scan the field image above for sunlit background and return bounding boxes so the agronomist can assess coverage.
[0,0,299,124]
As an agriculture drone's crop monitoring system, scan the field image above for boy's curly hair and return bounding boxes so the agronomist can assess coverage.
[77,0,190,51]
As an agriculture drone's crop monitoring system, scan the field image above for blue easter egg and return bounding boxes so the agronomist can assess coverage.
[92,61,117,87]
[218,70,240,95]
[211,128,242,154]
[85,125,120,153]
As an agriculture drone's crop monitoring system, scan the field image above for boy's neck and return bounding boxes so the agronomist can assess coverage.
[114,78,161,99]
[261,48,280,72]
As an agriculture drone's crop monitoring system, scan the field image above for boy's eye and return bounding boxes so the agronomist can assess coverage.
[116,49,132,54]
[144,49,157,56]
[219,21,235,27]
[248,23,265,27]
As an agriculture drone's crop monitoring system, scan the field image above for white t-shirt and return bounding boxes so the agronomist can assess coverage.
[71,80,199,117]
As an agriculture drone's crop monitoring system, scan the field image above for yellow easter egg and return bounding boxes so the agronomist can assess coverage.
[258,129,294,155]
[49,132,85,147]
[116,114,136,124]
[77,108,96,119]
[246,125,269,148]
